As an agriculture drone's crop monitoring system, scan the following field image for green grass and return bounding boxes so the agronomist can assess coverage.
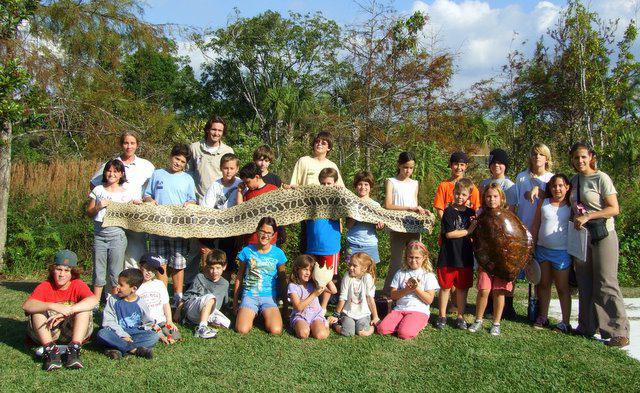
[1,280,639,392]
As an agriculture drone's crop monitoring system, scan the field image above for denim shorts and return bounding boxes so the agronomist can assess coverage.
[240,295,278,314]
[345,243,380,263]
[535,245,572,270]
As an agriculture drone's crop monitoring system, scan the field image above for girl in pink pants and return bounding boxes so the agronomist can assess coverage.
[377,241,439,339]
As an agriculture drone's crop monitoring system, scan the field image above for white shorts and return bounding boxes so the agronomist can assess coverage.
[184,294,230,328]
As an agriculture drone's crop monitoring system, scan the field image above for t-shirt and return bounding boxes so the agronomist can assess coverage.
[570,171,617,232]
[90,155,155,198]
[433,180,481,212]
[262,172,282,188]
[183,273,229,310]
[289,156,345,186]
[201,177,242,209]
[287,282,323,322]
[537,199,571,250]
[244,183,279,245]
[437,205,475,268]
[305,218,341,255]
[114,297,144,329]
[480,177,517,206]
[187,140,235,202]
[144,168,196,206]
[346,199,380,247]
[89,185,134,223]
[515,170,554,231]
[28,279,94,304]
[237,244,287,297]
[391,268,439,315]
[137,279,170,324]
[339,273,376,320]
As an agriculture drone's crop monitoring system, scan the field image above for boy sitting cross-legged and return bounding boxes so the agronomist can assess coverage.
[96,269,159,360]
[137,253,182,344]
[183,249,231,339]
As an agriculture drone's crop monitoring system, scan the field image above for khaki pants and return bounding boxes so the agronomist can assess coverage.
[382,232,420,296]
[574,230,629,338]
[27,311,94,344]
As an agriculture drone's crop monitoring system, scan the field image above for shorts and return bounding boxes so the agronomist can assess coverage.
[154,322,182,341]
[27,310,94,344]
[437,266,473,289]
[477,268,513,292]
[290,310,326,327]
[339,314,372,336]
[312,252,340,275]
[345,243,380,264]
[150,235,189,269]
[185,294,231,327]
[535,245,571,270]
[239,295,278,314]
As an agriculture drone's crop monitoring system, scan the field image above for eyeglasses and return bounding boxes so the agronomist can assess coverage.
[257,230,274,237]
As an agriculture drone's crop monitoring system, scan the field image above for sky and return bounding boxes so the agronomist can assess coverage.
[142,0,640,91]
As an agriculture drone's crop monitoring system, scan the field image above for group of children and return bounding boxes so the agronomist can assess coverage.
[26,128,579,370]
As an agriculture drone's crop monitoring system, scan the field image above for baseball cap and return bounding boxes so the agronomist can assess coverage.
[54,250,78,267]
[140,253,166,275]
[449,151,469,164]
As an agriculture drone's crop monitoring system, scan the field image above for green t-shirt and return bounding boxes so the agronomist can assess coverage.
[570,171,617,231]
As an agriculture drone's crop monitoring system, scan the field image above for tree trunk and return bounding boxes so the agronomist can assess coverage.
[0,121,12,271]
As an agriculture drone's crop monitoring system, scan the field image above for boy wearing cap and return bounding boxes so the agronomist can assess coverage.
[137,253,181,344]
[23,250,98,371]
[480,148,517,209]
[183,249,230,339]
[433,151,481,220]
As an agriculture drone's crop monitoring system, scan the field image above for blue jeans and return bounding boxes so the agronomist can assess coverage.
[96,327,158,354]
[93,225,127,287]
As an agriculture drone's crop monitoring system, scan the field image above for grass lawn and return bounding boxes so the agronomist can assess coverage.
[1,280,639,392]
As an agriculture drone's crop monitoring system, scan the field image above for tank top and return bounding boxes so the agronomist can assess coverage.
[387,177,418,208]
[537,199,570,250]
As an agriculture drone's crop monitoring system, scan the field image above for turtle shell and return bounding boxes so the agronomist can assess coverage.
[472,208,533,281]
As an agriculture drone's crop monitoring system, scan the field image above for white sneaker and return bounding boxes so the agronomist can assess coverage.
[489,324,501,336]
[468,320,483,333]
[195,325,218,339]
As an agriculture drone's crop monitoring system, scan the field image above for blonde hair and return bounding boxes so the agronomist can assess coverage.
[402,241,433,272]
[482,182,507,209]
[454,177,473,193]
[290,254,316,287]
[349,252,376,280]
[529,143,553,172]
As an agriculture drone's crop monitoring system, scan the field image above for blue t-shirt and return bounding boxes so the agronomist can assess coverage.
[144,168,196,205]
[237,244,287,297]
[114,297,143,329]
[305,219,341,255]
[346,199,380,246]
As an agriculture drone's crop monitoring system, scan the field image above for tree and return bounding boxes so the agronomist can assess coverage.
[1,0,38,269]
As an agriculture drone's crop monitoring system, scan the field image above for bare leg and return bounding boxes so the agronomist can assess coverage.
[492,291,506,325]
[455,288,468,318]
[199,298,216,325]
[537,261,552,319]
[439,288,451,317]
[71,311,91,343]
[235,308,257,335]
[553,268,572,325]
[475,289,491,320]
[158,265,169,287]
[262,307,283,335]
[320,292,330,312]
[172,268,184,294]
[294,320,310,339]
[30,313,53,345]
[93,286,104,302]
[310,319,329,339]
[357,324,375,336]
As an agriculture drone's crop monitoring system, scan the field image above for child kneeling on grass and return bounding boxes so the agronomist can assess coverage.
[183,249,230,339]
[329,252,379,336]
[137,253,181,344]
[23,250,98,371]
[97,269,158,359]
[288,255,336,339]
[377,241,439,340]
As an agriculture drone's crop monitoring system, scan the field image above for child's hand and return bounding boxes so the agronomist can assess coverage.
[526,186,540,203]
[414,206,426,215]
[97,199,110,210]
[159,336,170,345]
[327,316,338,325]
[406,277,419,290]
[315,286,326,296]
[467,220,478,233]
[123,336,133,343]
[370,317,380,326]
[132,199,142,205]
[376,221,385,230]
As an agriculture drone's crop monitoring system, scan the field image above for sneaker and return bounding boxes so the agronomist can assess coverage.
[456,318,468,330]
[490,324,501,336]
[533,315,549,330]
[553,322,572,334]
[468,320,483,333]
[104,349,122,360]
[605,336,630,348]
[64,343,83,369]
[195,325,218,339]
[42,344,62,371]
[134,347,153,359]
[435,317,447,330]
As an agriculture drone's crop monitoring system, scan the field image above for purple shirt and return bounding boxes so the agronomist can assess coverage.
[287,282,323,323]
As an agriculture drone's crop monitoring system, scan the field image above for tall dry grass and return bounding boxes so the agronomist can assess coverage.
[10,160,102,210]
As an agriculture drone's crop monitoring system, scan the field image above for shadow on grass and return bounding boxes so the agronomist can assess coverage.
[1,281,38,294]
[0,317,36,358]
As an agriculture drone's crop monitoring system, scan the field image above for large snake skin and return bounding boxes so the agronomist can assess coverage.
[103,185,434,238]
